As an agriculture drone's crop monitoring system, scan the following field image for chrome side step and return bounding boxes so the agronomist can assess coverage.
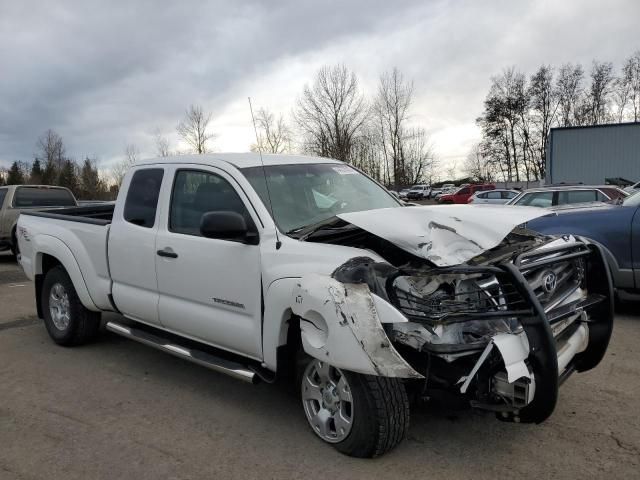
[105,321,257,383]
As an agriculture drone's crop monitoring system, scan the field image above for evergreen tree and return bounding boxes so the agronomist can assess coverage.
[41,160,57,185]
[30,159,43,184]
[78,157,106,199]
[7,161,25,184]
[57,159,78,195]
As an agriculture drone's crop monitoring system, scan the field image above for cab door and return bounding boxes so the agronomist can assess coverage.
[154,166,263,359]
[109,167,166,326]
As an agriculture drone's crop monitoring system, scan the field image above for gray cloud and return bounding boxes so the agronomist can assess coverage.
[1,0,639,170]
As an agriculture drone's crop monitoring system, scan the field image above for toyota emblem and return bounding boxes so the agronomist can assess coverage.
[543,271,557,293]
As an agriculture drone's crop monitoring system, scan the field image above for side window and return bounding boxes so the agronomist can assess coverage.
[503,191,518,199]
[596,190,609,202]
[0,188,7,209]
[170,170,251,237]
[476,192,486,199]
[458,187,470,195]
[516,192,553,207]
[123,169,164,228]
[557,190,597,205]
[486,191,502,199]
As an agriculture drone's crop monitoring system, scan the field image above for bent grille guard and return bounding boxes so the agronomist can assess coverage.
[499,243,614,424]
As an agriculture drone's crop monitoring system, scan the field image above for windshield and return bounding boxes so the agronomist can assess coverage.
[241,163,401,233]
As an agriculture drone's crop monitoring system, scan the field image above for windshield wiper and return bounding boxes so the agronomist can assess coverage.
[286,217,344,239]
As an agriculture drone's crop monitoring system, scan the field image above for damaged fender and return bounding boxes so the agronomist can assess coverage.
[291,273,423,379]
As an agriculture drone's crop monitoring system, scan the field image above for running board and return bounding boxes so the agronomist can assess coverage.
[105,321,257,383]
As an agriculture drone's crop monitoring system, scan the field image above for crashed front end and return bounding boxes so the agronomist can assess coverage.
[291,207,614,423]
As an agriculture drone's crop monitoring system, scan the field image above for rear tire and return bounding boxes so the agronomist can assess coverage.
[300,358,410,458]
[42,266,101,346]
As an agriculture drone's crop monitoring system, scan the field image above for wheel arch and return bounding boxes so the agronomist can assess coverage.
[33,238,99,318]
[262,277,300,372]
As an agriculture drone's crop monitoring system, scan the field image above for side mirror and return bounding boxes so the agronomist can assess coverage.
[200,211,259,244]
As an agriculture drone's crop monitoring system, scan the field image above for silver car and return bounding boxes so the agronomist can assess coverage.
[468,189,519,204]
[507,185,628,208]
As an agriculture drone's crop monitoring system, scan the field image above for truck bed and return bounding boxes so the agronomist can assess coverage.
[18,204,115,312]
[21,203,115,225]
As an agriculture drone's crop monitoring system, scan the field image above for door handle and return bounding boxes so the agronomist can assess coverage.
[157,248,178,259]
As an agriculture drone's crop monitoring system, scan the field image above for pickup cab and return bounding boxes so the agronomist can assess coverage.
[17,154,614,457]
[0,185,77,256]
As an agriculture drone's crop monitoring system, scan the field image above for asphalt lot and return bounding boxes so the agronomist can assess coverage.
[1,251,639,479]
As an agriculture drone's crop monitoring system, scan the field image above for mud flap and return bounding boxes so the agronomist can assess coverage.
[291,274,423,379]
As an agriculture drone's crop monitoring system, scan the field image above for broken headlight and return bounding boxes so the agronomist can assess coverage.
[392,274,516,320]
[391,274,522,346]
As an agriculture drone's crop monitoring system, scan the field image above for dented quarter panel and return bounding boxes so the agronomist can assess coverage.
[337,205,548,266]
[290,274,423,378]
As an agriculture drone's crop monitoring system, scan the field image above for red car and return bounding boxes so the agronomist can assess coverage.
[439,184,496,204]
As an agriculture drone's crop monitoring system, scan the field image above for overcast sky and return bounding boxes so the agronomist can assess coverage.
[1,0,639,172]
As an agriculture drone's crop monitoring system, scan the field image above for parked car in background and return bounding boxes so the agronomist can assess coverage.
[527,191,640,295]
[0,185,77,256]
[407,184,430,200]
[441,183,455,191]
[624,181,640,194]
[428,187,442,199]
[439,184,496,204]
[398,188,411,200]
[468,189,519,205]
[507,185,627,208]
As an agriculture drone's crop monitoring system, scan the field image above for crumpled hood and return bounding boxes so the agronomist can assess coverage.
[337,205,548,267]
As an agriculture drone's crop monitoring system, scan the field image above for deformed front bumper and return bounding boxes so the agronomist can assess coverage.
[491,244,614,423]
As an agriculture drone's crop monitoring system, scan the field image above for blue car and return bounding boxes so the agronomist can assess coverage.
[526,192,640,295]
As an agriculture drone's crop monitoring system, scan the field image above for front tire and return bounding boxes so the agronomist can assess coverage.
[42,266,101,346]
[301,358,409,458]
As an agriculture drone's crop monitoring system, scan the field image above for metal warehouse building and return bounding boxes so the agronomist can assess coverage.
[546,122,640,185]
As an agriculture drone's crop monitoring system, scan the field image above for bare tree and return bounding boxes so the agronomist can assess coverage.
[586,60,615,124]
[556,63,584,127]
[37,129,66,168]
[529,65,558,178]
[375,68,414,187]
[111,144,139,186]
[464,143,496,182]
[154,129,171,157]
[612,76,631,122]
[251,108,292,153]
[403,128,437,185]
[294,64,367,163]
[622,50,640,121]
[177,105,215,154]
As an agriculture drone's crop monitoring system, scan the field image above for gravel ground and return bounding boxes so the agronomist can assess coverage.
[0,252,638,479]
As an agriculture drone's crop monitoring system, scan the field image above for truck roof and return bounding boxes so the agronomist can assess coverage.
[135,153,343,169]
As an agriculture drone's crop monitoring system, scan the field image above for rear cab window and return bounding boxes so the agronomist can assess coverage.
[124,169,164,228]
[12,187,76,207]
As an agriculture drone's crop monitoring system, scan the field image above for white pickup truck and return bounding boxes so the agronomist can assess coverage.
[17,153,614,457]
